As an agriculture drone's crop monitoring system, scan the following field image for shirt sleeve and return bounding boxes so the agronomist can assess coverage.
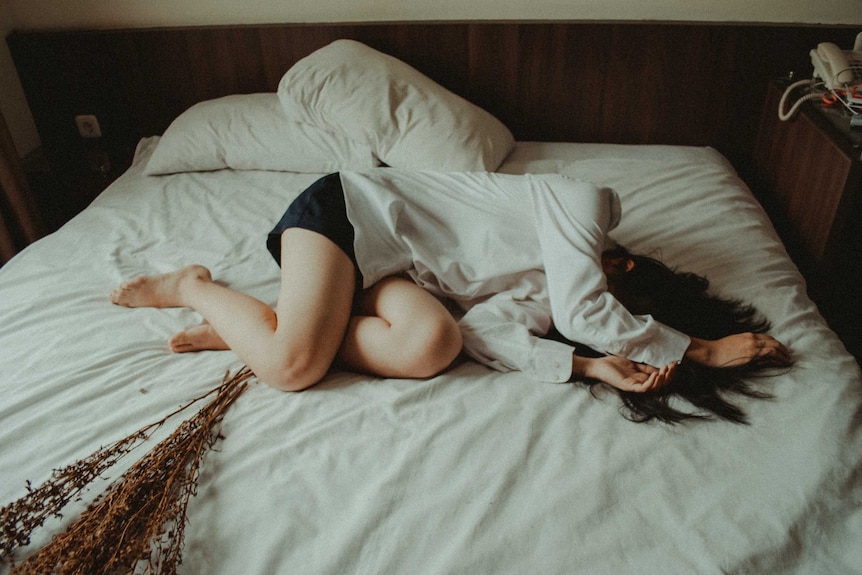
[458,291,575,383]
[530,177,691,368]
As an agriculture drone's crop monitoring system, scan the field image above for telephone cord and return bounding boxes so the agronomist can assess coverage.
[778,79,822,121]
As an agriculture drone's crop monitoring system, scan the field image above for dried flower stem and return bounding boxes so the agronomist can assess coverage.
[1,366,254,574]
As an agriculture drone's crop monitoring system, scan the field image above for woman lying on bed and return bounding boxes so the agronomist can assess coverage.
[110,171,790,423]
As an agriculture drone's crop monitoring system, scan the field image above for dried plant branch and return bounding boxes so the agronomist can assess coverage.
[1,366,254,574]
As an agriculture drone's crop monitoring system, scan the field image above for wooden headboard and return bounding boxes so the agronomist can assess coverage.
[7,22,859,180]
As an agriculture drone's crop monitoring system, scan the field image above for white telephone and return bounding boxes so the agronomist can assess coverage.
[779,32,862,121]
[810,40,862,90]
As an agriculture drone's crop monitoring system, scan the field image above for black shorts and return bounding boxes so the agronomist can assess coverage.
[267,173,361,283]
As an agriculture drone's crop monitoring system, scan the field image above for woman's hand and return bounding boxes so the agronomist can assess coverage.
[572,354,677,393]
[685,333,791,368]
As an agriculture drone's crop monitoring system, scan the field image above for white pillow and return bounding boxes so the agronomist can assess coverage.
[144,93,379,175]
[278,40,515,172]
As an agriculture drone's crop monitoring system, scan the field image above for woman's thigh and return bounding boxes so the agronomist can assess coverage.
[273,228,358,387]
[341,276,462,378]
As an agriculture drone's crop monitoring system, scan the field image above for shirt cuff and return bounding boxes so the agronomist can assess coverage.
[609,326,691,367]
[531,338,577,383]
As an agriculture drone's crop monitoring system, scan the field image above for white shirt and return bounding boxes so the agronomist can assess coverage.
[339,170,691,383]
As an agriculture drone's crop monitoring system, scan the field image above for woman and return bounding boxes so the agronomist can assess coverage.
[111,171,789,420]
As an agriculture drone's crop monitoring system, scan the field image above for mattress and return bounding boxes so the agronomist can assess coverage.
[1,139,860,574]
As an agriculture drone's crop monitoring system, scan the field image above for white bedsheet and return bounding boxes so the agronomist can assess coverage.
[1,139,860,574]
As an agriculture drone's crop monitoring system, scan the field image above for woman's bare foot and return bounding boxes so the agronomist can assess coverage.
[169,323,229,353]
[110,265,212,308]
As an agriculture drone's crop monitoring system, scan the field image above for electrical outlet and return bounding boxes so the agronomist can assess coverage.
[75,114,102,138]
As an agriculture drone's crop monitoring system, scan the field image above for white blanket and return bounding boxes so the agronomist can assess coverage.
[1,139,860,574]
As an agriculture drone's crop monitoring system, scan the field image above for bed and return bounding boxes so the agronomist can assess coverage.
[1,39,861,575]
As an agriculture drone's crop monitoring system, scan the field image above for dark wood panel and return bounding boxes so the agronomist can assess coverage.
[754,82,860,275]
[7,23,859,183]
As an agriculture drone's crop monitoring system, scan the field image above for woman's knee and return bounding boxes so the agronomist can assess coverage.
[400,313,462,378]
[259,351,330,392]
[263,327,346,392]
[349,276,462,378]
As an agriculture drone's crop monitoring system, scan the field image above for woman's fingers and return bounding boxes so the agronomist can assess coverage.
[594,357,680,394]
[749,334,792,366]
[704,333,792,368]
[632,361,677,393]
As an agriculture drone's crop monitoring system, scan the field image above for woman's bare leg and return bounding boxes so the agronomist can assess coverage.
[158,276,462,379]
[110,229,356,391]
[337,276,462,378]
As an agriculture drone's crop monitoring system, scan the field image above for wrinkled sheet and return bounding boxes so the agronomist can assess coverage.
[1,139,860,574]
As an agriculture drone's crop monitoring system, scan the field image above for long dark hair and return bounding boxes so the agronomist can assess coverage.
[577,247,788,425]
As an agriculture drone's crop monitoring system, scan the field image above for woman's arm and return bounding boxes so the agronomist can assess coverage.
[531,180,691,369]
[458,291,577,383]
[567,332,789,394]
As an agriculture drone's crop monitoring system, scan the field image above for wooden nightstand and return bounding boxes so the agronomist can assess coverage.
[754,81,862,360]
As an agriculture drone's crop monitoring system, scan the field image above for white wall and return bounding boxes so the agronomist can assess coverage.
[5,0,862,28]
[1,0,860,157]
